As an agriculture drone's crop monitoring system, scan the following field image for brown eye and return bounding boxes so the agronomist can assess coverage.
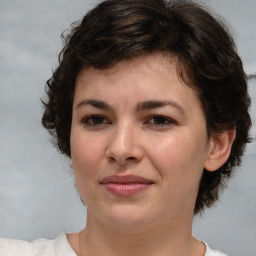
[147,115,174,126]
[83,115,110,126]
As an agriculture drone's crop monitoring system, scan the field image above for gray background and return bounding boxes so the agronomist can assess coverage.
[0,0,255,255]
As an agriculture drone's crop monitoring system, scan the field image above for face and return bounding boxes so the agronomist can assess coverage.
[70,53,212,233]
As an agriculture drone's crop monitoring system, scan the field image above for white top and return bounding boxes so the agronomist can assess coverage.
[0,233,228,256]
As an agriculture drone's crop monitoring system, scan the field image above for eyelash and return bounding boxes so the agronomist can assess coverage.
[82,114,175,127]
[145,115,175,127]
[82,115,110,127]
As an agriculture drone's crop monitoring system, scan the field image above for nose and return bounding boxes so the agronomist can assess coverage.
[106,122,144,166]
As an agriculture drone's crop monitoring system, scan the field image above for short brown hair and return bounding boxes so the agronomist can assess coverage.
[42,0,251,214]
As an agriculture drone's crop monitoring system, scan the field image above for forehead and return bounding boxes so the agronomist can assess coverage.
[75,52,199,99]
[74,53,205,123]
[76,53,200,98]
[76,53,181,88]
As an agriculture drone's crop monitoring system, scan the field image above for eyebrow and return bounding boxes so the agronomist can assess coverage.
[136,100,185,114]
[75,99,111,110]
[75,99,185,114]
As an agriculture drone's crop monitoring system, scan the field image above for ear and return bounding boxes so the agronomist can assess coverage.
[204,129,236,172]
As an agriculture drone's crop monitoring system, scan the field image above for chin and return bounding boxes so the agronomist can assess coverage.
[100,206,155,233]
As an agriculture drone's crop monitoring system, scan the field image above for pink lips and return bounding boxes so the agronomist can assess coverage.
[100,175,153,197]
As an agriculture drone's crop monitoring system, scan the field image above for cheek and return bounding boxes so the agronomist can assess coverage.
[148,133,207,181]
[70,132,105,177]
[70,133,105,204]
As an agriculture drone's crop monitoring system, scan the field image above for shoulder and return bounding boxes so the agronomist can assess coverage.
[0,236,54,256]
[0,233,76,256]
[204,242,229,256]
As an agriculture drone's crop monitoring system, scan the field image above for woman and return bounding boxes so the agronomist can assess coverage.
[0,0,251,255]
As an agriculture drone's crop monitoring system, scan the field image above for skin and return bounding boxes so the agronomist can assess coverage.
[68,53,235,256]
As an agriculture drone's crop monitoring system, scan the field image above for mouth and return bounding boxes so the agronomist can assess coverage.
[100,174,154,197]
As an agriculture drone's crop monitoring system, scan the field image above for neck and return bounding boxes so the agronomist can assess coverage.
[78,210,205,256]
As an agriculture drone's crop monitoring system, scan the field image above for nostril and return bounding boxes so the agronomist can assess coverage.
[108,156,116,162]
[107,155,139,165]
[106,144,144,165]
[127,156,136,161]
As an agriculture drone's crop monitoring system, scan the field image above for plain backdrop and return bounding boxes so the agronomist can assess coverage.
[0,1,255,255]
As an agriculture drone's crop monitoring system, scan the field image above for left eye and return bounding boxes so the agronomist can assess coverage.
[82,115,110,126]
[146,115,174,126]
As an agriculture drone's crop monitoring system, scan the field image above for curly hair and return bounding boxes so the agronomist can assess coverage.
[42,0,252,214]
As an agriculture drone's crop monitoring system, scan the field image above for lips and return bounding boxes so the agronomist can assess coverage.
[100,175,153,197]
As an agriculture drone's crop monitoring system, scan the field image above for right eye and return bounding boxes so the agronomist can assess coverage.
[82,115,110,127]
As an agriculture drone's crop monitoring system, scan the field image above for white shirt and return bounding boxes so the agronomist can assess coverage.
[0,233,228,256]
